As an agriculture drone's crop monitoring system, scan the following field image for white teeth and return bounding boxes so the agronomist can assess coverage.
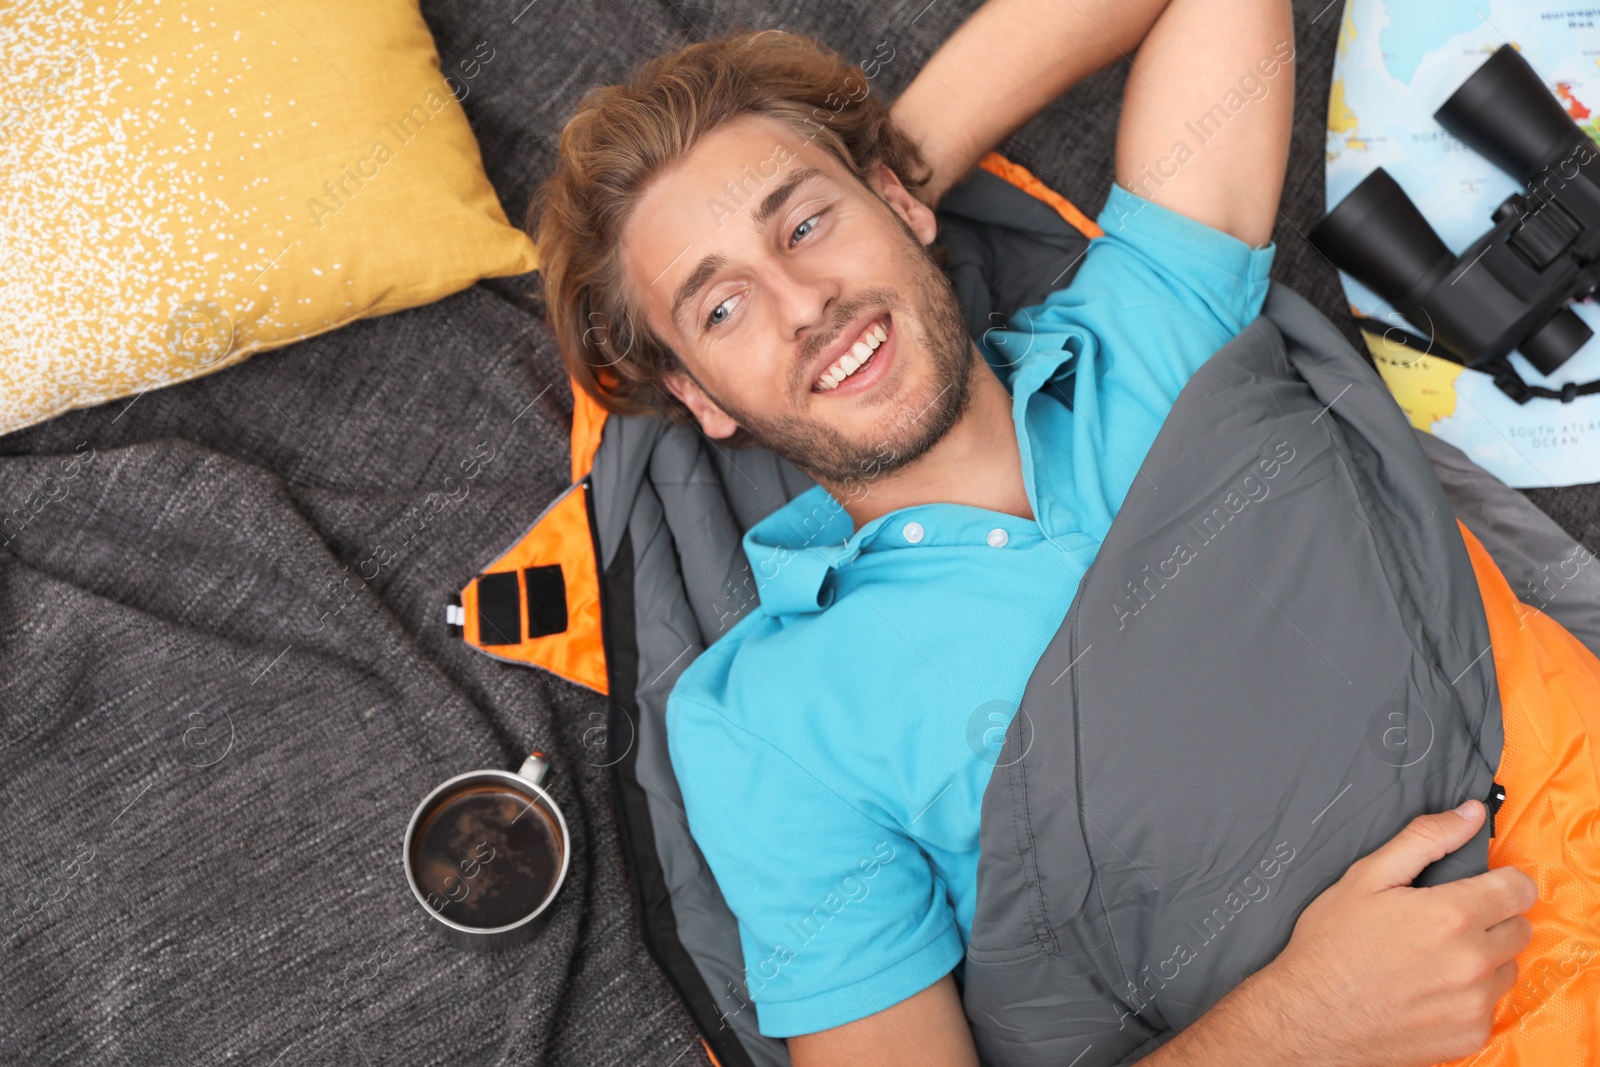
[815,317,889,391]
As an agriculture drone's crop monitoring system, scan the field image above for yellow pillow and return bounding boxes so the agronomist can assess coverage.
[0,0,537,434]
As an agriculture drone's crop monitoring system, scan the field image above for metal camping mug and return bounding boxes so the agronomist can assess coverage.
[402,751,571,952]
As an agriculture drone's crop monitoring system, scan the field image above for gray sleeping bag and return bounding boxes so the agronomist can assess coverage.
[962,282,1505,1065]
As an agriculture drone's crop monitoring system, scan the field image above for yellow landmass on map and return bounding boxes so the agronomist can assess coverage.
[1327,4,1360,160]
[1338,2,1357,58]
[1363,330,1463,432]
[1329,79,1359,135]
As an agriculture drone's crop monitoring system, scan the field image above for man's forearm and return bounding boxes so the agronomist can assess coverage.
[1112,0,1294,246]
[889,0,1173,206]
[1115,804,1533,1067]
[1134,962,1311,1067]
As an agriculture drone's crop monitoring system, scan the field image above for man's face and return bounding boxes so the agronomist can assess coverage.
[619,113,975,488]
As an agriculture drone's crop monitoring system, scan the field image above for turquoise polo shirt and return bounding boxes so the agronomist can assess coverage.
[666,183,1276,1039]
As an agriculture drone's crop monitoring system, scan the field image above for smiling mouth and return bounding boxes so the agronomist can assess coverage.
[813,313,891,392]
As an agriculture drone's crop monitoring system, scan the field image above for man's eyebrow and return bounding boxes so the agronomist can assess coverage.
[667,167,830,331]
[669,252,728,332]
[751,166,826,229]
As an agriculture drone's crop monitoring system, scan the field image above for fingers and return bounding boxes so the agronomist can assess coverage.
[1354,803,1486,890]
[1489,959,1521,1002]
[1441,866,1540,929]
[1481,913,1536,967]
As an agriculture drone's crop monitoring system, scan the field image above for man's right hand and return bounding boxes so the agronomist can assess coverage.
[789,802,1535,1067]
[1226,799,1537,1067]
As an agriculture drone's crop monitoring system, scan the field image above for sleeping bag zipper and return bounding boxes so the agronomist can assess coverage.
[1486,781,1506,837]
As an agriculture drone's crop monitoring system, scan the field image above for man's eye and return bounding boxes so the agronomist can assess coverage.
[704,214,825,334]
[790,212,823,246]
[705,293,740,331]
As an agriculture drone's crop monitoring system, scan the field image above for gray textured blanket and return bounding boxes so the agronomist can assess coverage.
[1,1,1593,1063]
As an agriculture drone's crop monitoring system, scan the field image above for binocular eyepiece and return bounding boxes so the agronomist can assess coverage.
[1310,45,1600,395]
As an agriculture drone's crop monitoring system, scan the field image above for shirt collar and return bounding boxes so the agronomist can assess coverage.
[741,330,1085,618]
[743,484,882,616]
[747,483,1008,617]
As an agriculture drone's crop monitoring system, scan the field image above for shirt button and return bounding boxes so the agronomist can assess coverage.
[902,521,925,544]
[986,528,1009,548]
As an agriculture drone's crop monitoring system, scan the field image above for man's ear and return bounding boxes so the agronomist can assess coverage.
[868,163,938,246]
[663,370,741,439]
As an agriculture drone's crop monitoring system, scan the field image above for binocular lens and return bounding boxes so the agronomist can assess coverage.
[1310,168,1453,302]
[1522,307,1594,377]
[1435,45,1582,183]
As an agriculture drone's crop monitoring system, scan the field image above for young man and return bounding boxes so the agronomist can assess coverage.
[531,1,1536,1063]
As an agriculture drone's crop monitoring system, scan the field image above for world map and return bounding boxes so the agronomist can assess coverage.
[1326,0,1600,487]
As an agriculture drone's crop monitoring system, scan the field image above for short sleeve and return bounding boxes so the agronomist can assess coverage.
[1081,182,1277,339]
[667,695,964,1038]
[1016,182,1277,401]
[995,183,1277,539]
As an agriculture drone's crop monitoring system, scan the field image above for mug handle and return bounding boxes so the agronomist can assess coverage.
[516,750,550,788]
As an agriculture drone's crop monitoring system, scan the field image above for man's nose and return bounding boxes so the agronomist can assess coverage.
[767,261,842,343]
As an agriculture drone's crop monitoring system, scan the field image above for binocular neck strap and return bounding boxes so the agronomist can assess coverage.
[1480,357,1600,406]
[1352,316,1600,406]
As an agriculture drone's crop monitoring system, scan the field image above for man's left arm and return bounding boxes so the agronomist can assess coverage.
[1114,0,1294,247]
[891,0,1294,245]
[889,0,1173,208]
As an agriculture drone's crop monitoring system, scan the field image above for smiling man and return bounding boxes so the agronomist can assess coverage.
[640,147,980,495]
[530,2,1536,1064]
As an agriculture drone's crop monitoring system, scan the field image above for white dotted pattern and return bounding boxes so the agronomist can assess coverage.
[0,0,536,434]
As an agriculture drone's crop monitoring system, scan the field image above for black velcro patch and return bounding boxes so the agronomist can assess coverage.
[523,564,568,639]
[476,571,522,646]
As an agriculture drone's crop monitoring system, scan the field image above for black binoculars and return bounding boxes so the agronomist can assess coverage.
[1311,45,1600,404]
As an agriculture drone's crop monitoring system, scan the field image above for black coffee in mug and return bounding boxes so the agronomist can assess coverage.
[410,783,564,930]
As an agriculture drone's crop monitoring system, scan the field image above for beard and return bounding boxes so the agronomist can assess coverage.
[692,220,977,489]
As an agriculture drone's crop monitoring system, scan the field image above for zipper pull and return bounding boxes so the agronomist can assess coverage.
[1485,782,1507,838]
